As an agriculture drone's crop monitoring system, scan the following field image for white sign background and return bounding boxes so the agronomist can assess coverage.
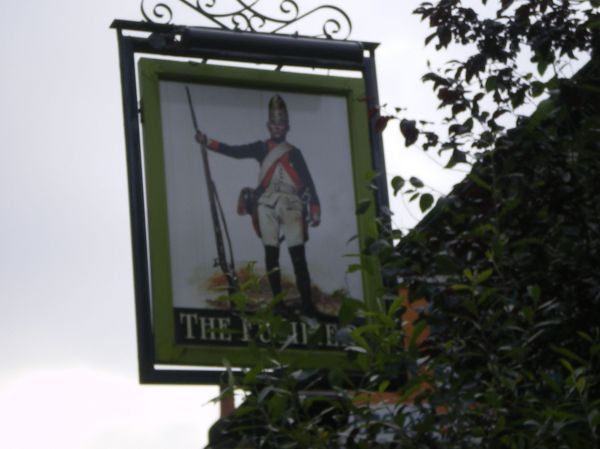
[159,80,363,308]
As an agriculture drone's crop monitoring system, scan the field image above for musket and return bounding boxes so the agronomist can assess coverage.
[185,86,238,293]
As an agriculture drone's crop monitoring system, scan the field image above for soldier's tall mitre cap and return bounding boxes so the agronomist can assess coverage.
[268,95,289,126]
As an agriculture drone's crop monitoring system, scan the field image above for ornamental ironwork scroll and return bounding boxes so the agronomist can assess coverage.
[141,0,352,39]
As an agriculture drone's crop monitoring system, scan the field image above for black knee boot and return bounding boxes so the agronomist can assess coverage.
[264,245,281,298]
[289,245,317,316]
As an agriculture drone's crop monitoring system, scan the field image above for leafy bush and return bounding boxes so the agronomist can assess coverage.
[210,2,600,448]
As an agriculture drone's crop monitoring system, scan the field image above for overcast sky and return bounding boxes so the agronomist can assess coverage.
[0,1,468,448]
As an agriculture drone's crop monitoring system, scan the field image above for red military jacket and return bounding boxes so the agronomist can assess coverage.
[208,138,320,216]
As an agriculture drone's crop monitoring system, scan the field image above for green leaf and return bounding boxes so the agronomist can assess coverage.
[560,358,574,373]
[399,380,426,402]
[463,268,474,281]
[419,193,434,212]
[586,18,600,29]
[350,328,369,349]
[400,119,419,146]
[531,81,545,97]
[268,392,289,418]
[527,285,541,303]
[257,385,274,403]
[436,26,452,48]
[409,177,424,188]
[577,331,593,343]
[363,169,378,182]
[551,344,587,365]
[339,298,363,326]
[347,263,362,273]
[522,305,534,322]
[485,76,497,92]
[576,376,586,394]
[375,115,392,133]
[475,268,493,283]
[541,372,561,394]
[391,175,405,195]
[451,284,473,292]
[425,32,437,45]
[378,380,391,393]
[590,409,600,428]
[387,295,406,318]
[467,173,491,190]
[446,148,468,168]
[510,238,544,249]
[243,365,262,384]
[409,320,427,349]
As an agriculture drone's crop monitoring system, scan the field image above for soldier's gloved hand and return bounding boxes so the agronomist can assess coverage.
[195,131,207,145]
[310,204,321,227]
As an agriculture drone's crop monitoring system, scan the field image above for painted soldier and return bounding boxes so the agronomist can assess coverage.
[195,95,321,316]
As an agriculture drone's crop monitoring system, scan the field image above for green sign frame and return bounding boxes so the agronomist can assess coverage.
[138,57,382,370]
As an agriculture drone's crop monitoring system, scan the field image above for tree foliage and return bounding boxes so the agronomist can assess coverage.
[209,2,600,448]
[412,0,600,156]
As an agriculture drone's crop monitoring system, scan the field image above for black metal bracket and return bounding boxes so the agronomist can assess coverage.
[140,0,352,39]
[112,20,388,385]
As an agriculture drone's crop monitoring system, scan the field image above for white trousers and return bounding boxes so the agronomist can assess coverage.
[257,192,304,247]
